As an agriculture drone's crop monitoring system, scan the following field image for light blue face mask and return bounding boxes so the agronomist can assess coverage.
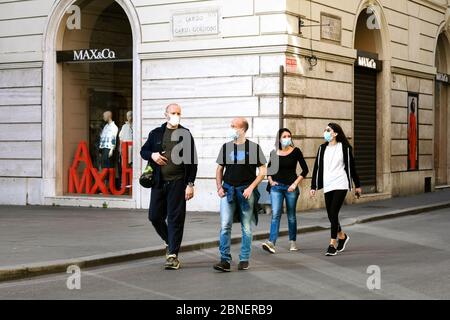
[324,131,333,143]
[228,128,240,141]
[281,138,292,148]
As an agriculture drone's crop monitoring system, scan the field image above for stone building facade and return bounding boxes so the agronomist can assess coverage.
[0,0,449,212]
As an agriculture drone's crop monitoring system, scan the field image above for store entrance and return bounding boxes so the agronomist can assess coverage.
[434,33,450,187]
[58,0,133,197]
[353,9,384,194]
[354,63,377,193]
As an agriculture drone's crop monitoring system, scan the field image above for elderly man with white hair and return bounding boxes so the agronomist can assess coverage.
[140,103,198,270]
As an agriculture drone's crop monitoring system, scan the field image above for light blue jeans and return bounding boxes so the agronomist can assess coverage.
[219,191,255,263]
[269,183,300,244]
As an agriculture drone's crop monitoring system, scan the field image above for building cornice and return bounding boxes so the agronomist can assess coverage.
[391,66,437,80]
[415,0,448,13]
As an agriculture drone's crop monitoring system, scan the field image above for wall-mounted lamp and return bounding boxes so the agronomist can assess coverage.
[307,55,318,70]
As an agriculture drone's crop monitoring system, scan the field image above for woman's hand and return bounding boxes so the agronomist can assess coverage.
[310,189,317,198]
[288,183,298,193]
[270,180,279,187]
[355,188,363,199]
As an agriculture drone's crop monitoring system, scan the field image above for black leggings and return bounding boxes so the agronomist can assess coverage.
[324,190,347,240]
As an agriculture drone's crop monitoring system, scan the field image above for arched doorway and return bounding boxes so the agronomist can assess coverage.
[42,0,142,207]
[59,0,133,197]
[434,32,450,187]
[353,8,384,194]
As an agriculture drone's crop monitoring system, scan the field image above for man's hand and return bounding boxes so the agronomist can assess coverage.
[185,186,194,201]
[243,186,254,200]
[151,152,168,166]
[217,186,226,198]
[355,188,363,198]
[108,149,114,158]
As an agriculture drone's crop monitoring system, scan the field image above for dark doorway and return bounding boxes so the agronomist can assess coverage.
[354,65,377,193]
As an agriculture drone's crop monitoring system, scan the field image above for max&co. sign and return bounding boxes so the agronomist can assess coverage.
[56,47,132,63]
[436,72,450,84]
[356,51,382,72]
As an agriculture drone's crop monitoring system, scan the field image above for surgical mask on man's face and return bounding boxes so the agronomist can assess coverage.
[228,128,240,141]
[168,114,180,126]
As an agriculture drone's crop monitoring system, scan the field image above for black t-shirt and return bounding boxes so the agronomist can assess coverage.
[160,128,185,181]
[216,140,267,187]
[267,147,309,185]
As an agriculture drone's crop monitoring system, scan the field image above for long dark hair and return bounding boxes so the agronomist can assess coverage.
[276,128,294,150]
[328,123,350,147]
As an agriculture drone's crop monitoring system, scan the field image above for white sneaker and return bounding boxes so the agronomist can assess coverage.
[289,241,299,251]
[165,243,169,258]
[262,241,276,254]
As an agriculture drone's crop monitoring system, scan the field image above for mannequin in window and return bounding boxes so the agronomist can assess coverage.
[99,111,118,189]
[408,98,417,170]
[118,110,133,188]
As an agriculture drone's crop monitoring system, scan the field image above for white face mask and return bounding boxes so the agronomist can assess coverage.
[168,114,180,126]
[228,128,240,141]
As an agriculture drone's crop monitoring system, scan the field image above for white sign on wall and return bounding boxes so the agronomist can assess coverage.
[172,11,219,37]
[357,56,377,69]
[321,13,342,44]
[436,72,449,83]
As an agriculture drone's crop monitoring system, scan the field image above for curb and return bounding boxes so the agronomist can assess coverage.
[1,201,449,282]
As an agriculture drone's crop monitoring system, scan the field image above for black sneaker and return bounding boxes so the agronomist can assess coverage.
[325,245,337,256]
[213,261,231,272]
[165,254,180,270]
[238,261,249,270]
[337,234,350,252]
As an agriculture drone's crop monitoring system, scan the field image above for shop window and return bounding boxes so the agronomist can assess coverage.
[57,0,133,197]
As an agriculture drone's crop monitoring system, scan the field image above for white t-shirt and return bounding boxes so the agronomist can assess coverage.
[323,142,349,193]
[119,122,133,142]
[99,121,118,150]
[118,122,133,164]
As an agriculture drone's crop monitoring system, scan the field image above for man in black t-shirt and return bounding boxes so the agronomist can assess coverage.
[213,118,267,272]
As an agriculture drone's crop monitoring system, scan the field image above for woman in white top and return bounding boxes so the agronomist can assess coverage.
[310,123,362,256]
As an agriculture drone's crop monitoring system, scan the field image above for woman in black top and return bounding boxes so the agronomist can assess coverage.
[262,128,309,254]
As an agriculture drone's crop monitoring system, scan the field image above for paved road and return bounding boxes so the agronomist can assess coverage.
[2,188,450,267]
[1,208,449,300]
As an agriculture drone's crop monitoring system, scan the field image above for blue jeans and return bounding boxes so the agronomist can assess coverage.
[219,190,255,263]
[269,183,300,244]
